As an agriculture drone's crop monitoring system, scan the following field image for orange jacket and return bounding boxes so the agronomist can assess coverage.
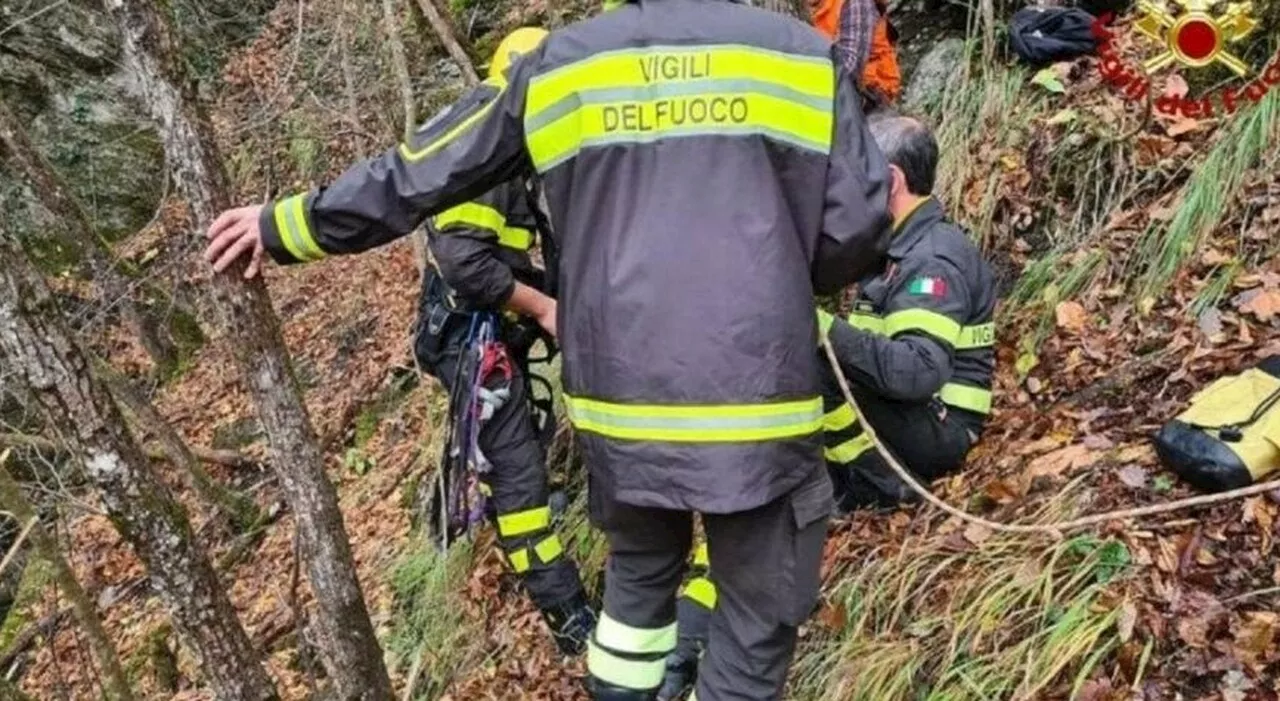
[810,0,902,103]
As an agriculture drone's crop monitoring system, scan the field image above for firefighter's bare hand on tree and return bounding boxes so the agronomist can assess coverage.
[205,205,266,279]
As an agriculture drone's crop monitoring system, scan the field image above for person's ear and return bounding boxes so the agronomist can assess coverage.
[888,164,907,200]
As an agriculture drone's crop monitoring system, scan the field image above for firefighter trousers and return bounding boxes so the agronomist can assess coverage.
[587,465,832,700]
[828,385,977,512]
[424,334,585,612]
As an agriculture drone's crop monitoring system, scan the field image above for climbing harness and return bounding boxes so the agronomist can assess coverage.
[432,311,513,549]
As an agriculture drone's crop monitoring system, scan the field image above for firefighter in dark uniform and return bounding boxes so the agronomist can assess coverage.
[413,29,597,658]
[202,0,893,697]
[658,112,996,700]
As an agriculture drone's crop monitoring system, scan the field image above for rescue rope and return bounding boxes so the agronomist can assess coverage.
[821,337,1280,537]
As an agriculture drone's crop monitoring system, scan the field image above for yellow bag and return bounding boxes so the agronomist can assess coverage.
[1154,357,1280,492]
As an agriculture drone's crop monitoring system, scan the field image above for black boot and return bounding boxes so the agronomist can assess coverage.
[655,649,698,701]
[542,592,597,656]
[587,677,658,700]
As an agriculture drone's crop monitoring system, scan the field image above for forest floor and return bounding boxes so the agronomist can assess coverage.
[9,0,1280,699]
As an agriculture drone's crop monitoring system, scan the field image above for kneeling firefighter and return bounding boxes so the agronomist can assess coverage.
[416,27,595,656]
[658,113,997,699]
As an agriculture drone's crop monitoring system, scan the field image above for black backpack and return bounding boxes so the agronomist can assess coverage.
[1009,6,1101,65]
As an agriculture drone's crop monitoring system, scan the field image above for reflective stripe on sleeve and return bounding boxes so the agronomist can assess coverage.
[956,322,995,349]
[564,395,823,443]
[496,506,551,537]
[938,383,993,414]
[272,194,325,261]
[824,433,874,463]
[524,45,835,172]
[433,202,533,250]
[883,308,961,346]
[824,402,856,432]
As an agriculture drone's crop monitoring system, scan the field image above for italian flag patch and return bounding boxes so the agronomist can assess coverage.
[907,276,947,297]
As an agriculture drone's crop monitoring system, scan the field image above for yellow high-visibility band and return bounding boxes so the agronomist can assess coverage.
[847,311,884,335]
[824,402,856,432]
[956,322,995,350]
[587,639,667,691]
[595,612,678,654]
[527,45,833,118]
[526,88,832,172]
[883,308,961,346]
[496,506,551,537]
[506,548,530,573]
[433,201,534,250]
[272,194,325,262]
[682,576,717,610]
[692,542,709,567]
[825,433,874,463]
[938,383,993,414]
[564,395,823,443]
[534,535,563,564]
[399,77,506,163]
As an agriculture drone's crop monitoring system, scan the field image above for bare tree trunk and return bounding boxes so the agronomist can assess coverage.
[0,240,278,701]
[91,358,260,531]
[337,0,362,129]
[382,0,417,141]
[0,101,181,379]
[0,451,135,701]
[979,0,996,65]
[381,0,430,274]
[102,2,395,698]
[410,0,480,86]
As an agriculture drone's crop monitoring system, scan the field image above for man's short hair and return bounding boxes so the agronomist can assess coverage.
[866,111,939,196]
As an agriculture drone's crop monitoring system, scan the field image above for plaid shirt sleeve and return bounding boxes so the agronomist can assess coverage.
[836,0,877,77]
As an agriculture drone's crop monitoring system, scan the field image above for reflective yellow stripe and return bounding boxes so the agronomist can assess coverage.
[824,433,874,463]
[824,403,856,432]
[682,576,717,610]
[435,201,506,233]
[273,195,324,261]
[524,45,834,171]
[534,535,563,564]
[956,322,995,350]
[883,308,961,345]
[399,78,505,163]
[287,194,324,259]
[564,395,823,443]
[507,548,530,573]
[499,226,533,250]
[938,383,993,414]
[496,506,550,537]
[847,311,884,334]
[587,640,666,690]
[434,202,533,250]
[595,613,677,654]
[692,543,708,567]
[271,200,305,262]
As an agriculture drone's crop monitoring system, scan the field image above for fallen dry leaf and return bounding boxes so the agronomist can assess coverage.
[1055,300,1088,333]
[1118,465,1148,489]
[1238,288,1280,322]
[1027,443,1094,479]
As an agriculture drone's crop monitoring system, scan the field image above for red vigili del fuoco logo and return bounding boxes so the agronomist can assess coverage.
[1092,0,1280,117]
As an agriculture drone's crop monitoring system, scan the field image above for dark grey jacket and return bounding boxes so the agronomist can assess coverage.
[257,0,892,513]
[825,197,996,438]
[427,179,544,308]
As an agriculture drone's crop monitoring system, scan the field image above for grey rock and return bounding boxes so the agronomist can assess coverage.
[902,37,967,112]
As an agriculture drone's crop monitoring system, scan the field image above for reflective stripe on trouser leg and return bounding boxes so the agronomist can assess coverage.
[588,612,677,690]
